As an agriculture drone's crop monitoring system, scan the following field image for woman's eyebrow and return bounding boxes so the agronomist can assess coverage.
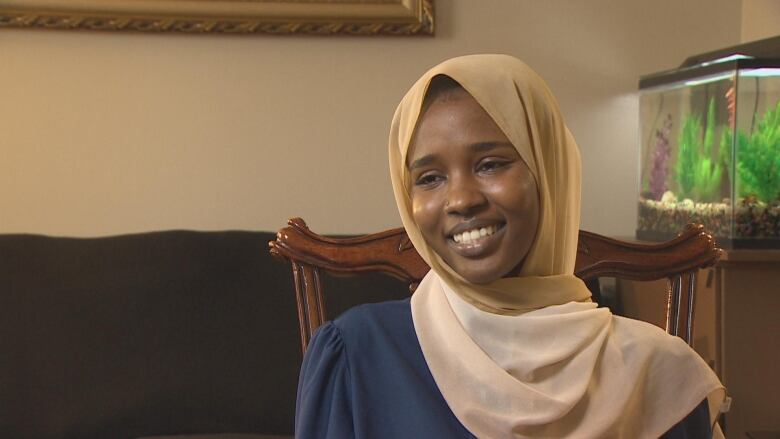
[408,154,436,172]
[409,141,515,171]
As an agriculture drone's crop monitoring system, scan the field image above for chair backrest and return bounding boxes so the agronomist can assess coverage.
[270,218,721,354]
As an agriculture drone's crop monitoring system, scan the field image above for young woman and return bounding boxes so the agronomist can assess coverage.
[296,54,725,438]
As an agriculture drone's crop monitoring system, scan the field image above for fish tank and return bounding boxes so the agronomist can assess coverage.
[637,57,780,248]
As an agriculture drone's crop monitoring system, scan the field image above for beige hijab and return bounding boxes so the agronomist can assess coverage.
[389,54,590,315]
[388,54,725,438]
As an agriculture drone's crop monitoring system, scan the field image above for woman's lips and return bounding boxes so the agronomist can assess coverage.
[447,223,505,257]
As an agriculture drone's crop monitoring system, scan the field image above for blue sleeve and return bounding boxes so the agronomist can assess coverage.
[660,399,712,439]
[295,322,355,439]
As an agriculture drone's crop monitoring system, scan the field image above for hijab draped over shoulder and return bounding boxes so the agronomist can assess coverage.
[388,54,725,438]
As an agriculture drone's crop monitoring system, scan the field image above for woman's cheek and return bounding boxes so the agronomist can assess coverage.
[411,194,440,233]
[411,197,426,226]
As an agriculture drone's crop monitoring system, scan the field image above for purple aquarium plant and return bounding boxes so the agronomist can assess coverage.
[649,114,672,200]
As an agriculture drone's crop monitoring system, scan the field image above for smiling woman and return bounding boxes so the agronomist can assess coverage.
[295,55,726,438]
[407,75,540,285]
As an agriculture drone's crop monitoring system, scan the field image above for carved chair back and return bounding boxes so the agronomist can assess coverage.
[270,218,721,355]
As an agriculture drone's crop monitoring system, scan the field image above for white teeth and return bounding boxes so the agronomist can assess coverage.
[453,225,499,244]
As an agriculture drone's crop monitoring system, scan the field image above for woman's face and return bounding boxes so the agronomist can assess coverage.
[407,88,540,284]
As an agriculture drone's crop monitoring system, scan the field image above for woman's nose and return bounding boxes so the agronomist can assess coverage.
[444,178,487,216]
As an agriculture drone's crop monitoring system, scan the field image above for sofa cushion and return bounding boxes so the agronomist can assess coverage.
[0,230,411,438]
[0,231,300,438]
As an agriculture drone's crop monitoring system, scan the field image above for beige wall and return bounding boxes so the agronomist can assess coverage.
[742,0,780,42]
[0,0,741,237]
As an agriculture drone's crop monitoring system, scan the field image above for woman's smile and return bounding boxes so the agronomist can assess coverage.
[447,222,506,257]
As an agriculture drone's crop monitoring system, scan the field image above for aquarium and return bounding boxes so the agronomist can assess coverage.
[638,57,780,248]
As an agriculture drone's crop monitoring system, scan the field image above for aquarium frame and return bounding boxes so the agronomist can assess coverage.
[640,58,780,90]
[680,35,780,68]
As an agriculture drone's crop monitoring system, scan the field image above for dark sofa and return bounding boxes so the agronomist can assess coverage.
[0,230,409,439]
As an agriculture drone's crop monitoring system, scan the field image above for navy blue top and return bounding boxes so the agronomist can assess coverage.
[296,298,711,438]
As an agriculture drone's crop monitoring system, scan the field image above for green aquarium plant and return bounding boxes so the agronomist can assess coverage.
[675,98,723,202]
[736,100,780,202]
[718,126,735,191]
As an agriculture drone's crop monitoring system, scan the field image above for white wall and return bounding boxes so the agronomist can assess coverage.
[0,0,741,237]
[742,0,780,42]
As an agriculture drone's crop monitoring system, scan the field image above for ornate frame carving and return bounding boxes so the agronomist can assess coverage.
[0,0,434,35]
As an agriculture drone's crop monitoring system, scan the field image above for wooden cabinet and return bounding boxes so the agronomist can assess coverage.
[617,249,780,438]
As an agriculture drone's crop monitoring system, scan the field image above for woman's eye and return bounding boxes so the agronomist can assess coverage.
[478,159,510,173]
[414,173,444,187]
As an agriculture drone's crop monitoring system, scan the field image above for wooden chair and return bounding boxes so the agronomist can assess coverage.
[270,218,721,355]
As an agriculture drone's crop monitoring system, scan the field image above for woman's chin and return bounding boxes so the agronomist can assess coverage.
[450,263,505,285]
[444,251,527,285]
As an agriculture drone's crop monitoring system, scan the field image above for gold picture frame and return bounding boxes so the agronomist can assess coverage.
[0,0,434,35]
